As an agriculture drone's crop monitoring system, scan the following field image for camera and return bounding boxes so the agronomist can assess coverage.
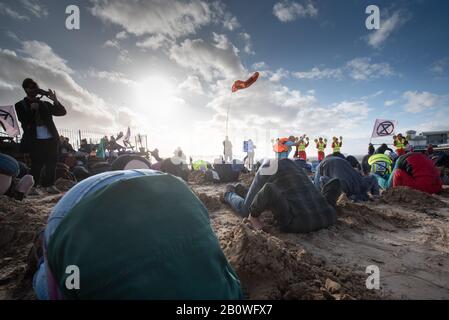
[37,89,50,97]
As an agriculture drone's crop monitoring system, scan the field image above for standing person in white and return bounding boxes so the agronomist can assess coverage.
[223,136,233,162]
[246,139,256,169]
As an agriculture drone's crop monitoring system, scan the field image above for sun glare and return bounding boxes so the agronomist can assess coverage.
[134,76,176,114]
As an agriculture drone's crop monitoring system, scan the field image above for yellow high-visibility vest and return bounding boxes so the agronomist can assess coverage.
[395,138,405,149]
[333,143,341,153]
[318,143,325,152]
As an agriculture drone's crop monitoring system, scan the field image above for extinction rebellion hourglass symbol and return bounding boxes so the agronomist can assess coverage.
[376,121,395,137]
[0,109,16,132]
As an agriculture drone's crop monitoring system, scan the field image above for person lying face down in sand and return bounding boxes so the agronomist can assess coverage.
[315,155,379,201]
[392,152,442,194]
[224,158,342,233]
[30,170,242,300]
[0,153,34,201]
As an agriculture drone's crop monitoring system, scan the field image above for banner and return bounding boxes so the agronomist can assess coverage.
[0,105,20,136]
[371,119,398,138]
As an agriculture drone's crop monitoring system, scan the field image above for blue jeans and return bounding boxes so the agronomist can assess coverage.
[224,159,299,217]
[313,162,323,190]
[224,166,270,217]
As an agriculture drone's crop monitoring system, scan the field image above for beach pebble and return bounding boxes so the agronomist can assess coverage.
[325,278,341,293]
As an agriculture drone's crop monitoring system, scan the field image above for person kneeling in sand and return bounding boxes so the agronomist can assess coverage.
[392,152,442,194]
[315,156,379,201]
[0,153,34,201]
[224,158,342,233]
[30,170,242,300]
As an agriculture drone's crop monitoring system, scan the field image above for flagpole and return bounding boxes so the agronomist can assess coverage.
[225,91,233,137]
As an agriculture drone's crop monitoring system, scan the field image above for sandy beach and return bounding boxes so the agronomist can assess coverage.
[1,173,448,300]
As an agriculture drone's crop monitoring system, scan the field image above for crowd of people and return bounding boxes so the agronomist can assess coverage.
[0,77,448,300]
[223,133,447,234]
[273,135,344,162]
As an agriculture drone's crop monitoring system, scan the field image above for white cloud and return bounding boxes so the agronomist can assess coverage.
[0,44,149,132]
[252,61,268,71]
[431,57,449,75]
[293,58,394,81]
[136,34,171,50]
[198,61,373,155]
[268,68,289,82]
[20,0,48,18]
[103,40,132,62]
[367,10,409,49]
[87,69,137,86]
[403,91,442,113]
[361,90,383,100]
[178,75,204,95]
[6,31,21,42]
[0,47,119,129]
[273,1,318,22]
[0,79,18,91]
[169,38,244,82]
[292,67,343,80]
[115,31,128,40]
[203,74,371,151]
[418,112,449,131]
[384,100,397,107]
[104,40,120,49]
[21,41,74,74]
[118,49,131,63]
[346,57,394,80]
[223,13,240,31]
[239,32,255,55]
[0,3,29,20]
[90,0,222,39]
[212,33,230,50]
[0,1,48,20]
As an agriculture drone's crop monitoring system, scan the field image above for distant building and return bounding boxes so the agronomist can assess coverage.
[422,131,449,145]
[406,130,449,151]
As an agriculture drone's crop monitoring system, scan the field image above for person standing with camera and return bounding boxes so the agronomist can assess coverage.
[15,78,67,194]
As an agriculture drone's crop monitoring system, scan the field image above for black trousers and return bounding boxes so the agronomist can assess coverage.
[30,139,58,187]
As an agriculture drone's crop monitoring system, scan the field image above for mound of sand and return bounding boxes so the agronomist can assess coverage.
[189,171,214,185]
[337,202,419,232]
[0,195,50,299]
[55,178,77,192]
[196,192,222,212]
[220,223,380,300]
[0,180,74,300]
[380,187,446,209]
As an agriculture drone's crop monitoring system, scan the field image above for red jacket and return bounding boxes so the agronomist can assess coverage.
[393,153,442,194]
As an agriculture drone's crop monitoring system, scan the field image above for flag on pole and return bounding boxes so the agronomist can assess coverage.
[371,119,398,138]
[231,72,259,93]
[0,105,20,136]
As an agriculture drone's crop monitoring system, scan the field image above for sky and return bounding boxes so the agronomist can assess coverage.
[0,0,448,159]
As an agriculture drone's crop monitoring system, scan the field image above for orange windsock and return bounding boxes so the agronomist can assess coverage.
[231,72,259,93]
